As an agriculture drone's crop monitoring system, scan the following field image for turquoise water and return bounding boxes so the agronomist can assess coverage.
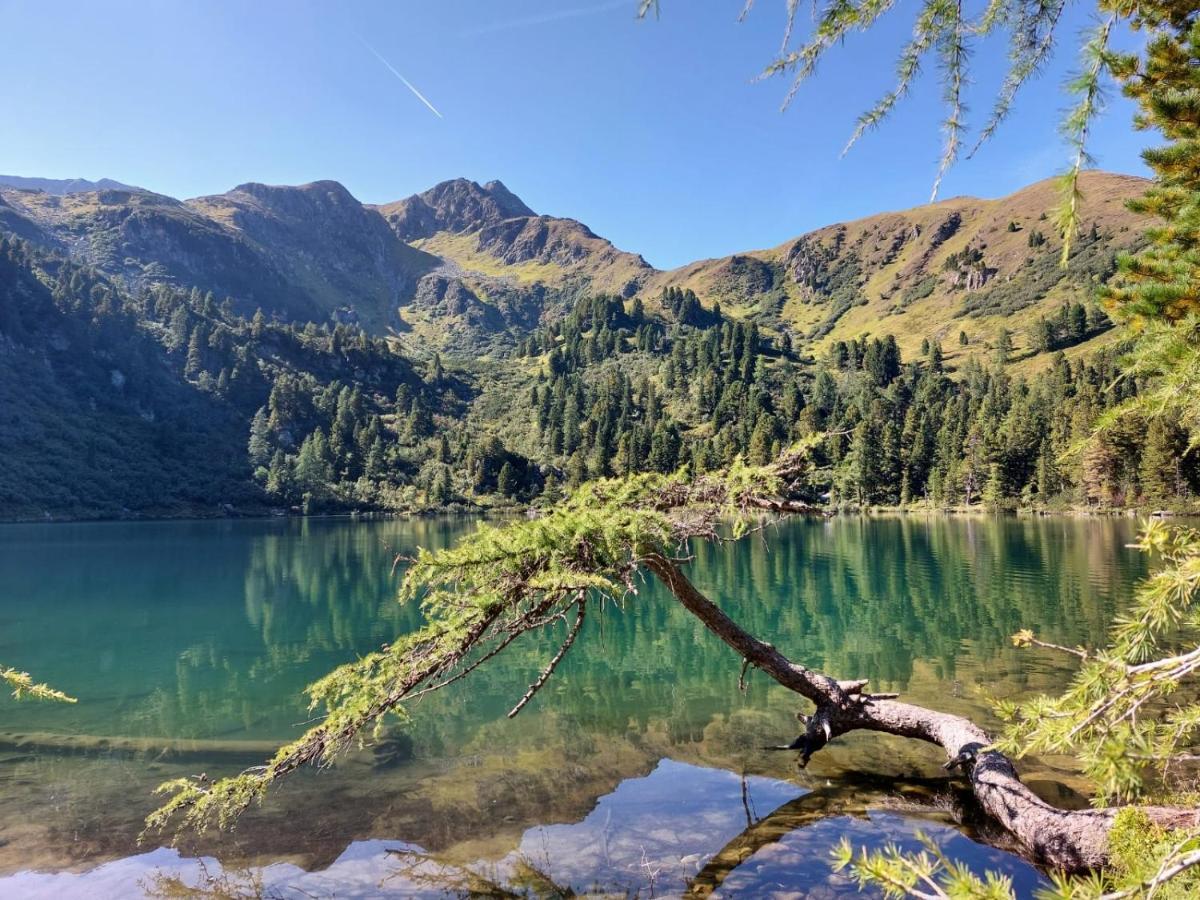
[0,515,1149,897]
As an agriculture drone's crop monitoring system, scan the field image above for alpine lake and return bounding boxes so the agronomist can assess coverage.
[0,514,1153,898]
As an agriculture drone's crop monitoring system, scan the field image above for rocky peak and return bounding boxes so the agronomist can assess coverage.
[376,178,535,242]
[481,180,534,218]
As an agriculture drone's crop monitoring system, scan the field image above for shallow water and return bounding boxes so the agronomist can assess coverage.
[0,515,1149,898]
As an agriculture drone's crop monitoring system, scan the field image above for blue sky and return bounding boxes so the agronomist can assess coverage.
[1,0,1149,268]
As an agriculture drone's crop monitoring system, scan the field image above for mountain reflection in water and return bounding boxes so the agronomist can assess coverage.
[4,760,1046,899]
[0,515,1149,898]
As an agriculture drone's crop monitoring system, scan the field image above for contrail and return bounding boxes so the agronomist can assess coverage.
[357,36,443,119]
[465,0,629,36]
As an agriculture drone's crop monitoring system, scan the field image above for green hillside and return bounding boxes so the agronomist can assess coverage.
[0,171,1194,519]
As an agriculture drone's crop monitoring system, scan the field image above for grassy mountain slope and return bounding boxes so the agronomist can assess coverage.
[374,179,655,352]
[648,172,1146,366]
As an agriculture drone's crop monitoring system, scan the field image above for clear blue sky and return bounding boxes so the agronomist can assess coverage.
[0,0,1149,269]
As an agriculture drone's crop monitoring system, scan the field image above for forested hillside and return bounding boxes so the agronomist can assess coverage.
[0,171,1195,519]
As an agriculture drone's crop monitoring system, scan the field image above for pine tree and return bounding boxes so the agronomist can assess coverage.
[294,430,333,497]
[496,461,517,498]
[166,306,190,353]
[184,328,205,377]
[747,419,775,466]
[982,462,1007,509]
[429,466,453,505]
[1140,419,1184,505]
[248,407,271,469]
[995,328,1013,366]
[1104,8,1200,323]
[264,449,291,500]
[540,473,564,505]
[1030,317,1055,353]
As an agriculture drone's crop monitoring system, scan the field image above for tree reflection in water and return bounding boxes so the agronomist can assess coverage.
[10,761,1049,899]
[0,515,1145,896]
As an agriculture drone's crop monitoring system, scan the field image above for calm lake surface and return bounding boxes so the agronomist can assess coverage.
[0,515,1150,898]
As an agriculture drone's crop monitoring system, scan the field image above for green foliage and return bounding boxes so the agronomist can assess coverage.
[1096,316,1200,454]
[1103,6,1200,324]
[997,521,1200,803]
[831,832,1015,899]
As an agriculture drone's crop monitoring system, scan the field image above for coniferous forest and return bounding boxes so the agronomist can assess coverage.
[2,233,1195,520]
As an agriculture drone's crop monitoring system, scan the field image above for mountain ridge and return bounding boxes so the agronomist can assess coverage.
[0,174,143,195]
[0,170,1148,361]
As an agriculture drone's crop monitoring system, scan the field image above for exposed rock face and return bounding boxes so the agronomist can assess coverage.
[931,211,962,246]
[378,179,652,282]
[376,178,655,326]
[413,274,501,327]
[948,262,992,291]
[785,235,838,290]
[379,178,534,241]
[476,216,596,266]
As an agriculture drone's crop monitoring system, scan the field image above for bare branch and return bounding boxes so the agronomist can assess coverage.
[508,595,587,718]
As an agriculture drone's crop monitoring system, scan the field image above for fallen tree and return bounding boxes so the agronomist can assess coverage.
[146,448,1199,879]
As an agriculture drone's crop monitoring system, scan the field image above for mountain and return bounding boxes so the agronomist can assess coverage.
[373,178,655,351]
[0,176,653,349]
[1,169,1192,521]
[0,174,143,194]
[647,171,1147,366]
[379,178,535,239]
[187,180,438,331]
[0,171,1147,360]
[0,181,438,331]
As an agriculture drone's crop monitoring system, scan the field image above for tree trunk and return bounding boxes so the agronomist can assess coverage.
[641,552,1200,873]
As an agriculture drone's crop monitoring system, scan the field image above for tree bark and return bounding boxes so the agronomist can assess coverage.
[641,552,1200,874]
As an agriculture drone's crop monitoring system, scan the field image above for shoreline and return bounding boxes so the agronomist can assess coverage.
[3,499,1195,526]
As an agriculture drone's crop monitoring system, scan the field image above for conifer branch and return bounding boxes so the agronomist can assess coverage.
[1057,13,1114,266]
[2,666,75,703]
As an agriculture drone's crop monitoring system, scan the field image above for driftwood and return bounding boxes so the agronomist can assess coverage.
[642,552,1200,873]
